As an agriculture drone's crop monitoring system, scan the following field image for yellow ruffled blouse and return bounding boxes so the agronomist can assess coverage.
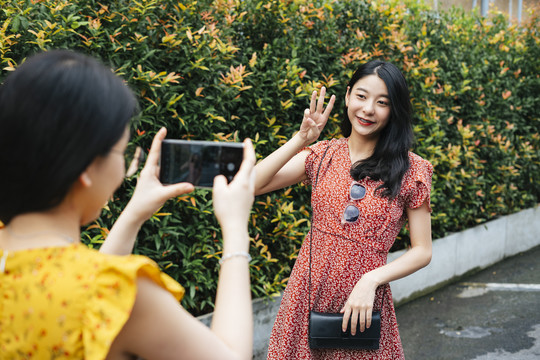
[0,244,184,359]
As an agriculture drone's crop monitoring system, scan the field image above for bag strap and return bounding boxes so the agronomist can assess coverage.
[308,142,332,311]
[308,141,387,312]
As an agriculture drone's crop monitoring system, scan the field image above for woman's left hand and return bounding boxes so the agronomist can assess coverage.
[125,127,195,222]
[340,275,379,335]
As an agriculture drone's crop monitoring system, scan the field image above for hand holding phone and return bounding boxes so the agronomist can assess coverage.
[212,138,256,238]
[122,129,196,219]
[103,128,195,255]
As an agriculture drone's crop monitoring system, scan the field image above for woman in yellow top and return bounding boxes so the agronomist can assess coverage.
[0,49,255,359]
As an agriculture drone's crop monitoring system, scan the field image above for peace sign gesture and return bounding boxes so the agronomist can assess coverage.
[297,86,336,145]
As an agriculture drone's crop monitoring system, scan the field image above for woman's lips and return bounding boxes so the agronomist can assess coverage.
[358,117,375,126]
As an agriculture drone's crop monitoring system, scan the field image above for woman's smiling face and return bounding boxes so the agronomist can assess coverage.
[345,74,391,140]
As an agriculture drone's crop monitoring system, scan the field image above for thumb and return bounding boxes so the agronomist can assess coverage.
[163,182,194,198]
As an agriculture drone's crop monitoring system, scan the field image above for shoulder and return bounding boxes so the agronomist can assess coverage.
[303,138,341,184]
[306,139,331,155]
[407,152,433,176]
[80,245,184,300]
[305,138,346,171]
[77,245,184,359]
[400,152,434,207]
[66,245,183,312]
[400,152,433,195]
[307,137,346,157]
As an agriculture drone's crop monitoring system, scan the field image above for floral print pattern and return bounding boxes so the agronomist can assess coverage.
[0,244,184,359]
[267,138,433,359]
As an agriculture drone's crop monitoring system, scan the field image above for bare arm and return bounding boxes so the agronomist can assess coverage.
[100,128,194,255]
[341,200,432,335]
[255,87,336,195]
[209,139,255,358]
[108,277,247,360]
[108,139,256,360]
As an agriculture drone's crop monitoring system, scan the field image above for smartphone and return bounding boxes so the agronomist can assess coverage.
[160,139,244,188]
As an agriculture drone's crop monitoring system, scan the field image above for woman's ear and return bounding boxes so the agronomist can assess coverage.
[78,169,93,188]
[345,86,350,107]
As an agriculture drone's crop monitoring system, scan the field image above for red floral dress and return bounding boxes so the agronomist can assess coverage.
[267,138,433,359]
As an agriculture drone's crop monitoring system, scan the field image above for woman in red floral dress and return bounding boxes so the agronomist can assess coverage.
[255,60,433,359]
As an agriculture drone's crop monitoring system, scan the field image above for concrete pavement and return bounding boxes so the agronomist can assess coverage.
[396,244,540,359]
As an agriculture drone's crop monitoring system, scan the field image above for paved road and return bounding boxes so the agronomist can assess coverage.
[396,245,540,360]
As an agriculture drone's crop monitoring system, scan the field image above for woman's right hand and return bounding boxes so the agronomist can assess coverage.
[297,86,336,145]
[252,87,333,196]
[212,138,256,250]
[101,128,195,255]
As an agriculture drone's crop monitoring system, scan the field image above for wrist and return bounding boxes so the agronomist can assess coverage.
[292,132,312,148]
[221,231,249,254]
[220,223,248,238]
[118,203,147,229]
[362,271,383,288]
[219,251,251,265]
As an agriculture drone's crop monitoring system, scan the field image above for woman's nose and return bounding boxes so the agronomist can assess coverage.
[362,100,375,115]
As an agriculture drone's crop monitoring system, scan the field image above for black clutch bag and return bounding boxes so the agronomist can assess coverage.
[309,310,381,349]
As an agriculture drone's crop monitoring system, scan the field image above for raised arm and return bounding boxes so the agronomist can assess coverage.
[100,128,194,255]
[255,87,335,195]
[209,138,256,358]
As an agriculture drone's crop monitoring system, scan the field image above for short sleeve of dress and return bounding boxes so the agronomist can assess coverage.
[404,153,434,212]
[83,254,184,360]
[303,140,332,187]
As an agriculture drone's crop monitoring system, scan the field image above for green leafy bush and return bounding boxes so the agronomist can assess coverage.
[1,0,538,316]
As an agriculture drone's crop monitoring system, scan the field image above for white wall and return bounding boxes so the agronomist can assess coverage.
[388,205,540,303]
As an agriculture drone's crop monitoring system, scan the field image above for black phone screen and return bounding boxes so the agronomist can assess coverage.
[160,139,244,188]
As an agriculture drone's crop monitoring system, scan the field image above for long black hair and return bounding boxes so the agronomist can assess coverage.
[340,60,413,199]
[0,50,138,224]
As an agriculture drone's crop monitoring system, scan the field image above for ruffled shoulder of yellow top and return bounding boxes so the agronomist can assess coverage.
[0,243,184,359]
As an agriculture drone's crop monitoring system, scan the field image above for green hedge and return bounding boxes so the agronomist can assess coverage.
[1,0,538,316]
